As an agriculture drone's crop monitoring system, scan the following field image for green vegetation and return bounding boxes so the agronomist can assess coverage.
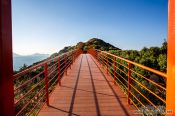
[109,39,167,72]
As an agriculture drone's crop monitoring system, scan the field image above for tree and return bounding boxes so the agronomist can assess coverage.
[19,64,28,71]
[157,54,167,72]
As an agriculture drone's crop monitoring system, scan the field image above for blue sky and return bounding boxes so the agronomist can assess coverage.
[12,0,168,55]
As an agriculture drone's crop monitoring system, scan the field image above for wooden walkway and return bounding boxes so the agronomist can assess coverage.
[38,54,136,116]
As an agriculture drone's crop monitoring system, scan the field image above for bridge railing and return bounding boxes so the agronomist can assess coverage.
[88,48,167,115]
[13,49,82,116]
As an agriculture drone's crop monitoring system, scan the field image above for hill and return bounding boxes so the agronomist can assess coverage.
[50,38,120,58]
[77,38,120,52]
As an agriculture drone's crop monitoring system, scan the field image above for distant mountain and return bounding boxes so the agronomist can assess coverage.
[13,53,21,57]
[32,53,49,57]
[13,53,49,71]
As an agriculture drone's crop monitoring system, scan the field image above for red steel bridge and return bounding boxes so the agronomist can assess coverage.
[0,0,175,116]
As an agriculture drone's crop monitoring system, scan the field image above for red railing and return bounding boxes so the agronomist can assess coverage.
[13,49,82,116]
[88,48,167,115]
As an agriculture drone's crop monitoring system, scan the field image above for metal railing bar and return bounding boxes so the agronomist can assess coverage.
[14,64,44,79]
[14,71,44,92]
[16,86,46,116]
[130,76,166,103]
[48,72,59,84]
[15,79,45,105]
[48,66,58,77]
[129,82,160,112]
[98,50,167,78]
[27,93,46,116]
[48,62,58,71]
[130,69,166,91]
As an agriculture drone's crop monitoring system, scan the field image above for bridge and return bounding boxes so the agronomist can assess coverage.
[12,49,166,116]
[0,0,175,116]
[38,54,135,116]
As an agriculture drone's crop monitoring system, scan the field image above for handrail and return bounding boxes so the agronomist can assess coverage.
[13,49,82,116]
[96,49,167,78]
[88,48,166,115]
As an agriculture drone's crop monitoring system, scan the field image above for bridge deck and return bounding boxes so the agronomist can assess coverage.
[38,54,136,116]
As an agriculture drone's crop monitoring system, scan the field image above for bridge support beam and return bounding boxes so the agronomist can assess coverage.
[0,0,14,115]
[166,0,175,115]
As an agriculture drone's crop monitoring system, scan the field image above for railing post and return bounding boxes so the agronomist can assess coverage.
[100,54,103,66]
[76,50,78,58]
[96,51,99,62]
[96,51,98,61]
[75,50,76,61]
[166,0,175,115]
[98,53,101,63]
[100,53,104,66]
[93,50,95,57]
[71,51,74,65]
[75,51,76,59]
[73,51,75,62]
[102,53,105,67]
[106,54,109,74]
[65,54,67,75]
[0,0,15,115]
[69,53,71,69]
[44,63,49,106]
[127,63,131,104]
[58,57,61,86]
[114,57,117,84]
